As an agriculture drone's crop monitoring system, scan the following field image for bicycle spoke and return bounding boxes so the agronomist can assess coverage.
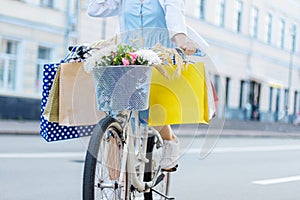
[83,117,125,200]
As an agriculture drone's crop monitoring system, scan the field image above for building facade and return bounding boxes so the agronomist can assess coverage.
[0,0,106,119]
[0,0,300,122]
[184,0,300,122]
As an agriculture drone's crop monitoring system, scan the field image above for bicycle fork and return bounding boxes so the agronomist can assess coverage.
[123,121,175,199]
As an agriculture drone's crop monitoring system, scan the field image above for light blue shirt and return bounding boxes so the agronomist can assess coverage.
[119,0,174,48]
[88,0,190,41]
[122,0,167,31]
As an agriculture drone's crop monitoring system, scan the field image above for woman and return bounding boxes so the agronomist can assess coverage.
[88,0,198,171]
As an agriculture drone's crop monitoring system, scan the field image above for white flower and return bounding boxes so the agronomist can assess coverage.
[83,45,162,73]
[84,45,118,73]
[135,49,162,65]
[84,50,98,73]
[100,45,118,57]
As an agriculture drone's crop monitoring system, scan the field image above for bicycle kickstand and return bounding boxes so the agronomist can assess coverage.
[151,188,175,200]
[149,171,175,199]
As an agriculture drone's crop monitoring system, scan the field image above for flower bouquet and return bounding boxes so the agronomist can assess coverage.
[84,44,162,72]
[83,42,185,111]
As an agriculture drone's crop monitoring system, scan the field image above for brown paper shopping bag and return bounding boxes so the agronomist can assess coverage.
[59,62,105,126]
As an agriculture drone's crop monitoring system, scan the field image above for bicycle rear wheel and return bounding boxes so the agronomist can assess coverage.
[144,136,170,200]
[83,116,126,200]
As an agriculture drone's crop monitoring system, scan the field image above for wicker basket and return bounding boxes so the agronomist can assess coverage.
[92,66,152,111]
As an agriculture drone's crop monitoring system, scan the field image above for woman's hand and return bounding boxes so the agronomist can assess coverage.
[173,33,198,55]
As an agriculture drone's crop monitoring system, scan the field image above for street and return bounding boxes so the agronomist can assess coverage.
[1,134,300,200]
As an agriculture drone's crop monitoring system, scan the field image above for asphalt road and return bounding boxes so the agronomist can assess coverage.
[1,134,300,200]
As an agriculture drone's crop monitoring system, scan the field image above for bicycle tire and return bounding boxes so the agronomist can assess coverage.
[144,136,170,200]
[82,116,126,200]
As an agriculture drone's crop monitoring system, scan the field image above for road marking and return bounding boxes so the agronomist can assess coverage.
[252,176,300,185]
[185,145,300,154]
[0,152,85,158]
[2,145,300,158]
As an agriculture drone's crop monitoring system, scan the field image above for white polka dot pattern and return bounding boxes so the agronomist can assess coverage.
[40,63,95,142]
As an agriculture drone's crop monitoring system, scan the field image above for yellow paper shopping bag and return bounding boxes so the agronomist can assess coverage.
[147,62,209,126]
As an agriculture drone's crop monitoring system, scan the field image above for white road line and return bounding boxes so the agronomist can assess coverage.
[252,176,300,185]
[185,145,300,154]
[0,152,85,158]
[2,145,300,158]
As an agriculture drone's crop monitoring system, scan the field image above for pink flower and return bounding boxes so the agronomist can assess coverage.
[111,51,118,57]
[129,52,138,64]
[122,58,130,66]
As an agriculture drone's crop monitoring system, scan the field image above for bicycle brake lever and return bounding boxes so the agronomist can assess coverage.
[193,48,206,57]
[174,48,206,65]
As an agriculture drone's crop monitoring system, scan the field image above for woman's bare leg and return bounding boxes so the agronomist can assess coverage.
[153,125,176,140]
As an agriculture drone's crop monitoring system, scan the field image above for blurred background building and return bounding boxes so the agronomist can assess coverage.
[0,0,299,123]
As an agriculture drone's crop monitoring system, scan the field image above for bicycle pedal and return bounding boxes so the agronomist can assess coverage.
[161,164,178,173]
[153,173,165,187]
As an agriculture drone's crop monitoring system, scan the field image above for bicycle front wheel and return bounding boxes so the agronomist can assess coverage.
[83,116,126,200]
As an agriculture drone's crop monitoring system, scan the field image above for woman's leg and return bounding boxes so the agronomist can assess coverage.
[153,125,175,140]
[153,125,179,171]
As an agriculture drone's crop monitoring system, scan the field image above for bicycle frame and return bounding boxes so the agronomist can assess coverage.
[117,110,164,192]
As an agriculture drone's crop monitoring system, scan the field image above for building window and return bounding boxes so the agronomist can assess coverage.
[40,0,54,8]
[284,89,289,112]
[269,87,273,112]
[234,0,243,33]
[225,77,230,107]
[275,88,281,121]
[279,19,285,49]
[250,7,259,38]
[0,39,18,91]
[214,74,220,95]
[291,24,297,53]
[239,80,245,108]
[216,0,226,26]
[36,46,52,91]
[293,91,298,115]
[265,13,272,44]
[195,0,206,20]
[298,91,300,114]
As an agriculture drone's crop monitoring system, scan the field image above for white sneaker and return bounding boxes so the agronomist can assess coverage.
[160,138,180,171]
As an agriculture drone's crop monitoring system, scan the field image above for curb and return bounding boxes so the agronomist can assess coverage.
[173,128,300,138]
[0,119,300,138]
[0,120,39,135]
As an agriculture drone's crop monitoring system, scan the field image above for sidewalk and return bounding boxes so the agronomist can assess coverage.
[0,119,300,137]
[0,120,40,135]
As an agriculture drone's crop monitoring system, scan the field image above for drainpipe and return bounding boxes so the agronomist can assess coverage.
[287,27,296,123]
[101,18,107,39]
[74,0,80,44]
[64,0,80,54]
[246,0,254,121]
[65,0,71,55]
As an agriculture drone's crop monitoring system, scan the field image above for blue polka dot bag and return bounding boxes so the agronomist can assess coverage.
[40,63,95,142]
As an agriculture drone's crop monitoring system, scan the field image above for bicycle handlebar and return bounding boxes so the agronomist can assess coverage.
[66,44,206,63]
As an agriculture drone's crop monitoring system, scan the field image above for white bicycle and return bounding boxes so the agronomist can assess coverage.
[82,64,173,200]
[70,44,206,200]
